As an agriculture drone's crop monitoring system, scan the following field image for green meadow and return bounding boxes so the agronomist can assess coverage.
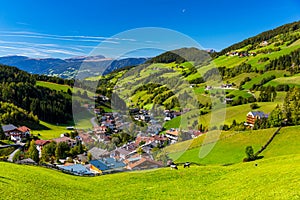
[167,126,300,165]
[36,81,71,92]
[0,154,299,199]
[32,110,94,140]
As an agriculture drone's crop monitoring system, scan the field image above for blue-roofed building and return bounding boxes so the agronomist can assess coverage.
[90,160,109,171]
[58,164,94,176]
[103,157,126,169]
[89,157,125,172]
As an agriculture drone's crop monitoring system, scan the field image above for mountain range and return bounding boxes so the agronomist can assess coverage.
[0,55,147,79]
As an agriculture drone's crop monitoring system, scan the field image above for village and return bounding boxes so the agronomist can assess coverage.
[0,103,269,176]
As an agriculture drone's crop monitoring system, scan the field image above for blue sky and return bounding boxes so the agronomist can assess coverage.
[0,0,299,58]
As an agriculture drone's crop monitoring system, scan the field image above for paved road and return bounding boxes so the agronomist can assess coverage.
[90,117,99,127]
[7,148,21,162]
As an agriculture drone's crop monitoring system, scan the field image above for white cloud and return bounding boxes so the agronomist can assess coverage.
[0,31,135,43]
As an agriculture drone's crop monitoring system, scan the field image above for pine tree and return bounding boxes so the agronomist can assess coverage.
[0,124,6,140]
[28,140,39,163]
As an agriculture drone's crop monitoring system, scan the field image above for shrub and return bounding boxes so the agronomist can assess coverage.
[250,103,260,109]
[245,146,256,161]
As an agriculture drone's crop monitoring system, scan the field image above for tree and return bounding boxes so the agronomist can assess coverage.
[139,141,146,146]
[111,137,120,146]
[70,131,78,139]
[41,141,56,162]
[67,88,72,95]
[250,103,259,110]
[0,125,6,140]
[136,147,144,155]
[245,146,255,161]
[87,152,92,161]
[230,120,237,129]
[28,140,39,163]
[155,151,169,166]
[178,131,192,142]
[268,105,284,127]
[55,142,70,159]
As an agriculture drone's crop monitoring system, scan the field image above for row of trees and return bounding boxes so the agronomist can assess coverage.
[12,139,86,163]
[33,74,74,86]
[41,140,85,163]
[204,63,255,81]
[257,86,277,102]
[248,88,300,129]
[265,48,300,74]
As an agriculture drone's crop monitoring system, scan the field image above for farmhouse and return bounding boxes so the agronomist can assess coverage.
[88,147,110,160]
[165,128,179,143]
[112,148,131,160]
[126,157,163,170]
[35,140,51,157]
[52,136,76,147]
[1,124,31,141]
[245,111,268,127]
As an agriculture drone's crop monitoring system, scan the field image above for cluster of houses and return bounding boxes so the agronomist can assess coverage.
[205,83,233,91]
[32,132,168,175]
[1,124,31,142]
[1,109,269,176]
[56,148,164,176]
[131,109,151,122]
[226,51,256,57]
[164,110,181,121]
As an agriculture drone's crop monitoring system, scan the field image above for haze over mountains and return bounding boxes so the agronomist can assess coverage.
[0,55,147,79]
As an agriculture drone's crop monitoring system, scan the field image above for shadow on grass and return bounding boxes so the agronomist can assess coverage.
[256,155,264,160]
[34,120,75,130]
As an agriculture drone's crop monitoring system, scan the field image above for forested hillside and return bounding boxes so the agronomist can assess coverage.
[0,64,75,127]
[216,20,300,56]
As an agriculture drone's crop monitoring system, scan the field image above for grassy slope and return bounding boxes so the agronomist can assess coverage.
[163,101,278,131]
[242,70,289,89]
[265,73,300,87]
[32,110,94,140]
[36,81,71,92]
[167,126,300,165]
[0,155,299,199]
[31,121,72,140]
[36,81,95,97]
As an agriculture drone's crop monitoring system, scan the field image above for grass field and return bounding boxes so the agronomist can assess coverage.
[226,72,258,86]
[242,70,289,90]
[36,81,95,98]
[163,101,280,131]
[31,121,73,140]
[32,110,94,139]
[264,73,300,87]
[36,81,71,92]
[0,154,299,199]
[167,126,300,165]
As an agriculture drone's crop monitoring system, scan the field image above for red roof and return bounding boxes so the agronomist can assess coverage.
[193,131,203,137]
[135,136,155,145]
[52,136,76,144]
[35,140,50,146]
[152,135,168,141]
[166,129,179,136]
[127,157,163,169]
[17,126,30,133]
